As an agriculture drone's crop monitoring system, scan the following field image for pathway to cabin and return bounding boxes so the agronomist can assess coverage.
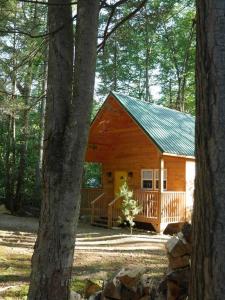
[0,213,169,298]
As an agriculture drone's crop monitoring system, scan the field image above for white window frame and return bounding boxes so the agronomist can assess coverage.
[154,169,159,190]
[141,169,153,190]
[163,169,167,190]
[149,169,168,190]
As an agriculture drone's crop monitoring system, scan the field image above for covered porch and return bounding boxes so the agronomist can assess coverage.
[81,187,187,232]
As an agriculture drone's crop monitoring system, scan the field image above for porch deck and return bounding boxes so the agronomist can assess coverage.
[81,188,188,232]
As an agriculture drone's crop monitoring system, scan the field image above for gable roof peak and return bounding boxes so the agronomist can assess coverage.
[109,91,195,157]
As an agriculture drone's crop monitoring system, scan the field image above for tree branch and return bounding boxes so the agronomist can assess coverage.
[18,0,77,5]
[98,0,147,53]
[0,14,77,38]
[101,0,129,51]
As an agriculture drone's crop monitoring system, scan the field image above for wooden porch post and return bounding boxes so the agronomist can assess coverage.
[157,157,164,232]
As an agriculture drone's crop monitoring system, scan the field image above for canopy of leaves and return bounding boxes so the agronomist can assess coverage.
[97,0,195,113]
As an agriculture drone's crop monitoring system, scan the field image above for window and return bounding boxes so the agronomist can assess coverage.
[141,169,153,189]
[154,169,159,189]
[143,169,167,190]
[163,169,167,190]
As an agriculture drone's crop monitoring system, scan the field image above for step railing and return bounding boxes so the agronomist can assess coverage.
[108,195,123,228]
[81,188,103,215]
[161,191,186,223]
[90,193,106,224]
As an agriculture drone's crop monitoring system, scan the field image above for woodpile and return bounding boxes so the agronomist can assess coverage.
[158,223,192,300]
[70,223,192,300]
[81,265,158,300]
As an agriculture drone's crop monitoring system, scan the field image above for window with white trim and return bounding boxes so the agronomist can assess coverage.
[145,169,167,190]
[154,169,159,190]
[163,169,167,190]
[141,169,153,189]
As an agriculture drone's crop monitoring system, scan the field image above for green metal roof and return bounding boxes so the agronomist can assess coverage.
[111,91,195,157]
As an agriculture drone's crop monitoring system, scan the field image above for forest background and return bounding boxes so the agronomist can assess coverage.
[0,0,195,213]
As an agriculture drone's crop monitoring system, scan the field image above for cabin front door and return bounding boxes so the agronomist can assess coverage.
[114,171,127,197]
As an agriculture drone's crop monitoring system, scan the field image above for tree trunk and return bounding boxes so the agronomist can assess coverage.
[14,107,29,211]
[5,27,17,212]
[190,1,225,299]
[28,0,99,299]
[144,8,151,102]
[113,36,118,91]
[4,115,15,211]
[33,55,47,206]
[14,63,33,211]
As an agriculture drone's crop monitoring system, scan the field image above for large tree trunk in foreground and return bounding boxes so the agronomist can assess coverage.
[190,1,225,299]
[28,0,99,299]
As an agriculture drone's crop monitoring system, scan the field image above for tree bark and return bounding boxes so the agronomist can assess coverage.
[4,26,17,212]
[4,115,15,211]
[190,1,225,299]
[28,0,99,299]
[144,7,151,102]
[113,36,118,91]
[14,67,33,211]
[33,54,47,206]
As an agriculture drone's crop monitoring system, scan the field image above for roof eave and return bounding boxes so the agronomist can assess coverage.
[162,152,195,159]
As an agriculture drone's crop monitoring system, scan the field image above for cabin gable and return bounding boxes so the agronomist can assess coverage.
[82,92,195,232]
[86,95,161,163]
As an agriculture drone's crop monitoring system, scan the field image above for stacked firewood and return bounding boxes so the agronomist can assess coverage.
[83,265,157,300]
[158,223,192,300]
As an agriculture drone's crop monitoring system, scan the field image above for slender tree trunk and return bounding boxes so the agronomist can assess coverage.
[5,116,14,211]
[144,8,151,102]
[14,65,33,211]
[14,110,28,211]
[190,1,225,299]
[14,103,29,211]
[180,22,195,112]
[5,28,17,212]
[169,78,173,107]
[33,56,47,206]
[28,0,99,299]
[175,77,182,111]
[113,37,118,91]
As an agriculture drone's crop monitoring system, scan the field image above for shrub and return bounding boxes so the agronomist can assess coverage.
[119,181,142,234]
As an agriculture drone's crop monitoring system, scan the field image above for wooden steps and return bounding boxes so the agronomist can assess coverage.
[92,216,108,228]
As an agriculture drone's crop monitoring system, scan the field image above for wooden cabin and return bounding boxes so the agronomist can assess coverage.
[81,92,195,232]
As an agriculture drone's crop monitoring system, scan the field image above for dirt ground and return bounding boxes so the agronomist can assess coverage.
[0,213,169,299]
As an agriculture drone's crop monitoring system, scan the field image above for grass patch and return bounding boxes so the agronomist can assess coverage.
[70,277,86,295]
[0,284,29,300]
[0,247,31,282]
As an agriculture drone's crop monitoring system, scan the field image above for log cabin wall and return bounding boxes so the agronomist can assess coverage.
[86,95,187,203]
[164,156,186,191]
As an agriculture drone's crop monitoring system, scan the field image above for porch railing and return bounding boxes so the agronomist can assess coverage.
[134,190,159,220]
[107,190,159,228]
[91,193,108,224]
[80,188,103,215]
[161,191,186,223]
[87,188,187,229]
[108,196,123,228]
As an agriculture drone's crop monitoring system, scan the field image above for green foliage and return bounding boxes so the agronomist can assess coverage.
[0,0,47,209]
[119,181,142,234]
[97,0,195,113]
[82,163,102,188]
[0,0,196,212]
